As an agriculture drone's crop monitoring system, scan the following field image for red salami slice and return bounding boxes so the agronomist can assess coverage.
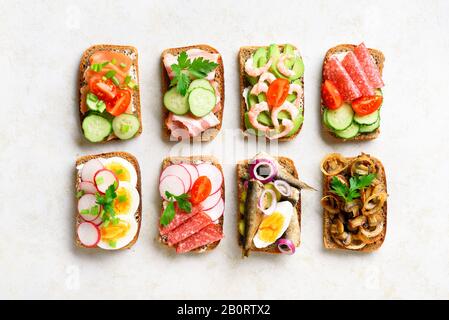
[167,211,212,246]
[176,224,223,253]
[342,51,375,97]
[324,56,361,101]
[353,43,384,88]
[160,204,202,236]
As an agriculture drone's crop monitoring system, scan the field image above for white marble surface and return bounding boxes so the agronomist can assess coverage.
[0,0,448,299]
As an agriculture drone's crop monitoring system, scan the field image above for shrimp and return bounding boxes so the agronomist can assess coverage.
[249,72,276,95]
[248,102,270,132]
[271,101,299,127]
[267,119,294,140]
[245,57,273,77]
[277,54,295,77]
[288,83,304,107]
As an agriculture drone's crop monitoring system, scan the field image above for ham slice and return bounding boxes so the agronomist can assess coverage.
[160,204,202,236]
[324,56,361,101]
[166,212,212,246]
[211,81,221,113]
[353,43,384,88]
[163,49,219,80]
[166,112,220,139]
[176,223,223,253]
[342,51,375,97]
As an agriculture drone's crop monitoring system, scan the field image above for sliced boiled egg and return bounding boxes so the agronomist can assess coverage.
[253,201,293,248]
[97,217,138,250]
[112,181,140,217]
[102,157,137,187]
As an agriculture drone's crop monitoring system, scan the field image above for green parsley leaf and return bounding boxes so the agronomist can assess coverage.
[95,185,118,225]
[330,176,348,199]
[190,57,218,78]
[160,201,175,226]
[331,174,376,203]
[160,191,192,226]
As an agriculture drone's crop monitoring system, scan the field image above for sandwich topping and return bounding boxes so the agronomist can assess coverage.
[242,44,305,140]
[322,43,384,139]
[75,156,140,250]
[81,50,140,142]
[162,49,221,140]
[158,160,224,253]
[321,153,388,250]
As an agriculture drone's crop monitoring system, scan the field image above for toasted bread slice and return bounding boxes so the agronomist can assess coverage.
[236,156,301,255]
[161,45,225,142]
[321,44,385,141]
[79,44,142,142]
[239,45,305,142]
[75,152,142,249]
[158,156,225,253]
[322,154,387,252]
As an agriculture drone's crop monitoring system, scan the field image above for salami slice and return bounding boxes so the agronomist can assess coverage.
[342,51,375,97]
[176,224,223,253]
[324,56,361,101]
[160,204,203,236]
[166,212,212,246]
[353,43,384,88]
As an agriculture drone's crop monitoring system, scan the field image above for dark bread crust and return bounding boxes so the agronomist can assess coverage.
[236,156,302,254]
[78,44,142,142]
[75,152,142,250]
[321,44,385,141]
[161,45,225,142]
[239,45,305,142]
[322,154,387,252]
[158,156,225,253]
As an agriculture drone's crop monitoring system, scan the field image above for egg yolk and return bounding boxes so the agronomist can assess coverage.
[113,187,131,215]
[105,162,130,182]
[100,220,130,241]
[258,212,285,243]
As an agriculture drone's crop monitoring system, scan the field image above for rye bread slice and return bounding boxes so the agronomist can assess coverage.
[161,45,225,142]
[78,44,142,143]
[75,152,142,250]
[322,154,387,252]
[158,156,225,253]
[239,45,305,142]
[236,156,302,255]
[321,44,385,141]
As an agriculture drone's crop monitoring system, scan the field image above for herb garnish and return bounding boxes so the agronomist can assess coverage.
[331,174,376,203]
[91,61,109,72]
[160,191,192,226]
[80,205,100,216]
[76,190,85,199]
[96,184,119,227]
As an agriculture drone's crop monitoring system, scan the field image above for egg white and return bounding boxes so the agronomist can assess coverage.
[101,157,137,187]
[97,216,138,250]
[113,181,140,217]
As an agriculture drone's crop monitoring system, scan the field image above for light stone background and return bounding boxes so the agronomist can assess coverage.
[0,0,448,299]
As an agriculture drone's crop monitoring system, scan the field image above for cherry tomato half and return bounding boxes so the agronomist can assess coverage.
[106,89,131,116]
[89,76,117,102]
[351,95,383,116]
[267,78,290,108]
[321,80,342,110]
[189,176,212,205]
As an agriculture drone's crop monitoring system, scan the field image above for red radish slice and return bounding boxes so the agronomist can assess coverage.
[200,189,222,211]
[180,163,199,187]
[78,194,100,222]
[159,175,185,200]
[204,198,224,221]
[91,214,103,226]
[94,169,118,194]
[77,222,100,247]
[79,181,97,195]
[160,164,191,192]
[81,159,104,182]
[196,163,223,195]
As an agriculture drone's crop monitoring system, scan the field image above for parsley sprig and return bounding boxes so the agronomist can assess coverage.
[331,174,376,203]
[160,191,192,226]
[96,184,119,227]
[170,51,218,96]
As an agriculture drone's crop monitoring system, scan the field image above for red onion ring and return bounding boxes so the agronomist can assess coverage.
[277,239,295,255]
[249,159,278,183]
[257,189,277,215]
[274,180,291,197]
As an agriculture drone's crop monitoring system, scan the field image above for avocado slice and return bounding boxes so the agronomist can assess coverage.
[285,113,304,137]
[244,112,265,136]
[253,47,268,68]
[277,111,291,120]
[246,75,258,86]
[257,93,266,103]
[257,111,273,126]
[283,44,295,68]
[246,93,258,110]
[288,56,304,81]
[267,44,285,79]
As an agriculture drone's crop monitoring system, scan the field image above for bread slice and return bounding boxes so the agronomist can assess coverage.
[322,154,387,252]
[75,152,142,249]
[236,156,301,255]
[161,45,225,142]
[321,44,385,141]
[158,156,224,253]
[78,44,142,142]
[239,45,305,142]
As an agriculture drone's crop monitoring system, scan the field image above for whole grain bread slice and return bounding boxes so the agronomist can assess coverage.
[321,44,385,141]
[161,45,225,142]
[236,156,302,255]
[75,152,142,250]
[78,44,142,142]
[239,45,305,142]
[158,156,225,253]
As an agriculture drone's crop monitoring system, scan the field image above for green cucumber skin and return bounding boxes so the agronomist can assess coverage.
[112,114,140,140]
[188,79,214,93]
[82,115,112,143]
[325,103,354,131]
[163,87,189,115]
[334,122,360,139]
[354,110,379,125]
[188,88,216,117]
[359,117,380,133]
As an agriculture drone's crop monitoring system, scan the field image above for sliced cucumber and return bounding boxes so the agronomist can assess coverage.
[354,110,379,125]
[334,122,360,139]
[112,114,140,140]
[163,87,189,115]
[188,79,214,93]
[82,115,111,142]
[325,103,354,131]
[359,117,380,133]
[188,88,216,117]
[86,93,106,113]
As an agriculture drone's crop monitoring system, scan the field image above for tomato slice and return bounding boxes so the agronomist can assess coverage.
[106,89,131,116]
[189,176,212,205]
[266,78,290,108]
[89,76,117,102]
[321,80,342,110]
[351,95,383,116]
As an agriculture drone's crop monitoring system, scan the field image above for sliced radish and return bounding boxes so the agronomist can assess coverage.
[204,198,224,221]
[180,163,199,187]
[91,214,103,226]
[94,169,118,194]
[81,159,104,182]
[196,163,223,195]
[200,189,222,211]
[77,222,100,247]
[160,164,191,192]
[159,175,185,200]
[78,181,97,195]
[78,194,100,222]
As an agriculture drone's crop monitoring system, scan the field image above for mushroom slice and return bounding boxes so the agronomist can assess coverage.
[321,195,341,214]
[363,192,387,215]
[360,220,384,238]
[348,215,367,229]
[330,219,345,235]
[344,199,362,217]
[350,154,376,176]
[321,153,349,176]
[368,213,383,227]
[345,240,367,250]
